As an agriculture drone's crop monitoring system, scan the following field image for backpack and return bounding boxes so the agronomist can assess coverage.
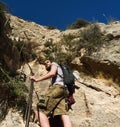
[59,64,75,95]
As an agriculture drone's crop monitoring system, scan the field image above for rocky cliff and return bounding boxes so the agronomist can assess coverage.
[0,13,120,127]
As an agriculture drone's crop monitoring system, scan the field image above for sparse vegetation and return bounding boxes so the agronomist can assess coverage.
[15,41,37,62]
[0,1,27,112]
[108,16,118,24]
[67,18,90,29]
[46,25,57,30]
[103,14,118,24]
[0,1,9,12]
[0,1,11,35]
[43,34,78,64]
[96,71,119,88]
[0,63,27,111]
[43,23,104,64]
[0,2,28,119]
[79,24,104,54]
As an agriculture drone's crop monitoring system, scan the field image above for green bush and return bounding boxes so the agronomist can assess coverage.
[0,63,27,110]
[0,1,13,35]
[42,24,104,64]
[15,41,37,62]
[46,25,57,30]
[79,24,104,54]
[43,34,77,64]
[0,1,9,12]
[67,18,90,29]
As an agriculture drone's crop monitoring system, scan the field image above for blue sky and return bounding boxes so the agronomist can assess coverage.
[1,0,120,30]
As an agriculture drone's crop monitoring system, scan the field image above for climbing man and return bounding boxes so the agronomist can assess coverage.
[30,59,72,127]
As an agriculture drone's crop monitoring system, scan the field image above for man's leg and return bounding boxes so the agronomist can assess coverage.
[39,112,50,127]
[61,115,72,127]
[33,110,38,123]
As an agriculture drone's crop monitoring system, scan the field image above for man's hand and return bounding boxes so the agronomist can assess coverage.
[30,76,37,82]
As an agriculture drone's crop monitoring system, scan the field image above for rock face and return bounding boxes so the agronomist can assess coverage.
[0,13,120,127]
[81,39,120,84]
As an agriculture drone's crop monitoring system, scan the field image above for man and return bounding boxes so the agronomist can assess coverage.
[30,59,72,127]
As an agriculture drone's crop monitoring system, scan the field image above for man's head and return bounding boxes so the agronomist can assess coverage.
[37,55,53,71]
[44,60,52,71]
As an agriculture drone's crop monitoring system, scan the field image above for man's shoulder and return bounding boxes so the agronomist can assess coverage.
[52,62,59,66]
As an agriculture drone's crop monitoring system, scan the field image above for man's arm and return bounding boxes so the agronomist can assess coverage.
[30,64,57,82]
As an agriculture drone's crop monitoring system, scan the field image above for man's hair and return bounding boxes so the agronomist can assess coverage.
[37,56,46,64]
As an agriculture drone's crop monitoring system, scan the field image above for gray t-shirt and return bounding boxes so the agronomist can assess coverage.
[51,62,64,86]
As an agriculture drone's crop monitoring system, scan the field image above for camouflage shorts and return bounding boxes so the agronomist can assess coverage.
[38,85,69,117]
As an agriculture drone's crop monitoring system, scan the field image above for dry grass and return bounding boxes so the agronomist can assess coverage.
[96,72,120,91]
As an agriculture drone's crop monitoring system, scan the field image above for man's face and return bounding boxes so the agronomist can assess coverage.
[44,60,51,71]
